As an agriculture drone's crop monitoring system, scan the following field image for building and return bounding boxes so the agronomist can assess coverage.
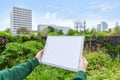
[96,21,108,31]
[101,21,108,31]
[37,24,70,34]
[97,24,101,31]
[10,7,32,35]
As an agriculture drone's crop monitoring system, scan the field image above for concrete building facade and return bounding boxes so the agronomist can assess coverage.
[10,7,32,35]
[96,21,108,31]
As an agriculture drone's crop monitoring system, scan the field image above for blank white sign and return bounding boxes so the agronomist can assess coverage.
[41,36,84,72]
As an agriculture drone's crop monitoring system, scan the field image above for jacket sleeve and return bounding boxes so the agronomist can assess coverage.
[72,71,87,80]
[0,57,39,80]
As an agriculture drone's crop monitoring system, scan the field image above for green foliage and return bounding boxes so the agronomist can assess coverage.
[84,52,120,80]
[115,45,120,56]
[57,29,64,35]
[0,38,9,53]
[47,26,55,32]
[19,34,31,42]
[0,41,44,69]
[2,42,23,58]
[104,42,113,50]
[89,27,96,36]
[67,29,76,36]
[17,27,30,34]
[0,28,120,79]
[48,32,59,36]
[111,27,120,35]
[24,52,120,80]
[0,42,23,68]
[30,32,37,40]
[0,31,12,38]
[4,28,11,33]
[96,31,108,36]
[22,41,44,54]
[25,64,75,80]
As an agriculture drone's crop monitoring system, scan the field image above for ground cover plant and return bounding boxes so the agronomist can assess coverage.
[0,31,120,80]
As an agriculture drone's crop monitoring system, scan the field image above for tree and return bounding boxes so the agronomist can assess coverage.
[83,20,86,31]
[4,28,11,33]
[112,26,120,35]
[83,28,90,35]
[89,27,96,36]
[57,29,64,35]
[17,27,30,34]
[67,29,75,35]
[48,32,59,36]
[74,21,79,32]
[47,26,55,33]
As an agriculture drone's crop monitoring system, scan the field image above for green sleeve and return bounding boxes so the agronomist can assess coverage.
[0,57,39,80]
[72,71,87,80]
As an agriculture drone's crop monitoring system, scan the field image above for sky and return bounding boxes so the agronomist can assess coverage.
[0,0,120,30]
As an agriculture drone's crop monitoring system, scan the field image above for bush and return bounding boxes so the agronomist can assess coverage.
[84,52,112,70]
[84,52,120,80]
[0,41,44,69]
[20,34,31,42]
[2,42,23,58]
[48,32,59,36]
[0,42,23,69]
[22,41,44,55]
[0,38,9,53]
[24,52,120,80]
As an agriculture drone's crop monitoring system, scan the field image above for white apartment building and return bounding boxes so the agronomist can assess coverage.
[10,7,32,35]
[37,24,70,34]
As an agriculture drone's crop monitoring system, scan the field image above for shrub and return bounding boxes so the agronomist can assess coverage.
[2,42,23,58]
[48,32,59,36]
[22,41,44,55]
[84,52,120,80]
[0,42,23,69]
[20,34,31,42]
[0,38,9,53]
[115,45,120,57]
[96,32,108,36]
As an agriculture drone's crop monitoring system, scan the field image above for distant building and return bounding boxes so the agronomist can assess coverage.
[101,21,108,31]
[96,21,108,31]
[10,7,32,35]
[37,24,70,34]
[97,24,101,31]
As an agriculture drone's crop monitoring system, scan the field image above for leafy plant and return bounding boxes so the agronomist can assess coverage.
[48,32,59,36]
[22,41,44,55]
[115,45,120,57]
[104,42,113,50]
[67,29,76,36]
[2,42,23,58]
[0,42,23,69]
[0,38,9,53]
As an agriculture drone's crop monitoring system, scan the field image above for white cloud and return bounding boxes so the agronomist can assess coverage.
[45,12,57,19]
[0,12,117,31]
[89,3,117,11]
[32,12,74,30]
[32,12,118,31]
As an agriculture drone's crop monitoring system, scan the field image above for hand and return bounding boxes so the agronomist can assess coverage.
[78,56,88,72]
[35,49,44,63]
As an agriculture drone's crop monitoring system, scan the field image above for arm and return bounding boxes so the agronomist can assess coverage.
[72,56,88,80]
[0,50,44,80]
[0,57,39,80]
[72,71,86,80]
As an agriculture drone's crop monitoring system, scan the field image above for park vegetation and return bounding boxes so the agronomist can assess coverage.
[0,25,120,80]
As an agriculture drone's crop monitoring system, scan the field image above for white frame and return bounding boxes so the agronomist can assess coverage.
[41,36,84,72]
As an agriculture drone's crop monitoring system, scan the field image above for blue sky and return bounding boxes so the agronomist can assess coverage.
[0,0,120,30]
